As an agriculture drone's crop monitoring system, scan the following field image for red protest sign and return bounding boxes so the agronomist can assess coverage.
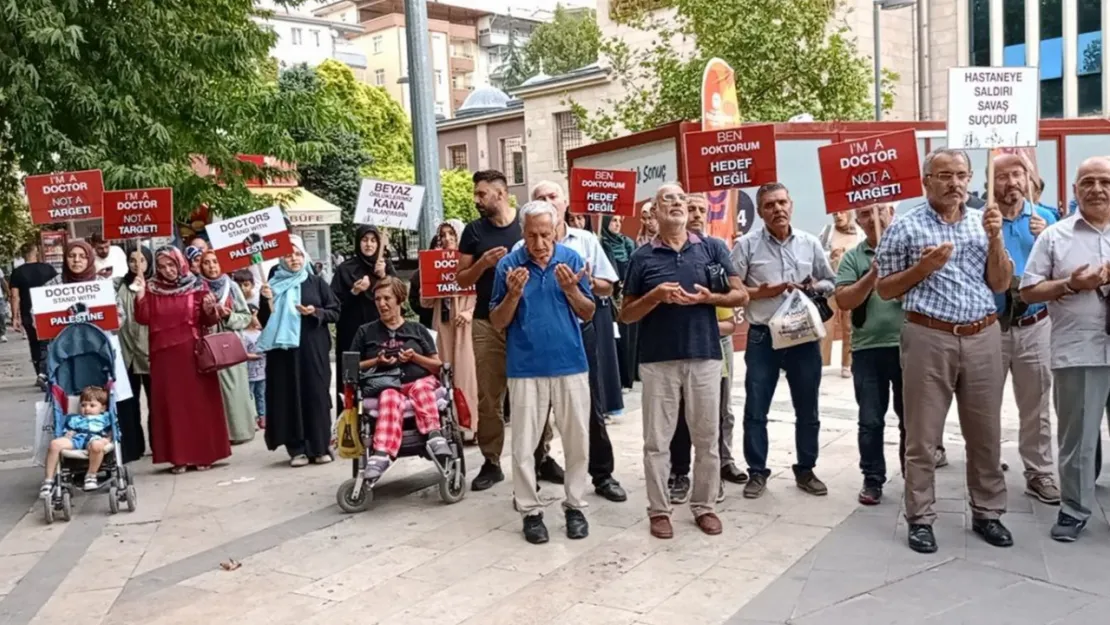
[103,188,174,239]
[818,129,922,214]
[24,169,105,225]
[419,250,476,299]
[569,168,637,217]
[684,125,778,193]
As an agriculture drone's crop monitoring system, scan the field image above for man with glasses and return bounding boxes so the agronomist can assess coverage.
[1021,156,1110,542]
[876,148,1013,554]
[731,183,836,500]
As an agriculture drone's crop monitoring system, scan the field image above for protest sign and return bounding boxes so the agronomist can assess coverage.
[701,57,742,242]
[818,129,921,215]
[419,250,476,299]
[684,125,778,193]
[569,168,637,217]
[102,188,174,239]
[30,280,119,340]
[947,67,1039,149]
[207,206,293,272]
[354,179,425,230]
[24,169,105,225]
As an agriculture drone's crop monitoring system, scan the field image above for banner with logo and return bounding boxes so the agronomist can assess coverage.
[569,168,637,217]
[24,169,105,225]
[700,58,741,242]
[103,188,174,239]
[684,125,778,193]
[30,281,119,340]
[817,129,922,214]
[354,179,426,231]
[419,250,476,299]
[207,206,293,272]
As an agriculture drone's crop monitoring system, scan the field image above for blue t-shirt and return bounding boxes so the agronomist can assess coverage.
[996,201,1057,317]
[623,233,737,364]
[490,244,591,379]
[65,413,111,436]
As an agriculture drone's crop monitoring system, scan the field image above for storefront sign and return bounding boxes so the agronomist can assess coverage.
[569,168,637,217]
[288,209,342,226]
[947,67,1039,149]
[684,125,778,193]
[354,179,425,231]
[102,188,174,239]
[419,250,476,298]
[207,206,293,272]
[818,129,922,214]
[30,281,119,339]
[24,169,105,225]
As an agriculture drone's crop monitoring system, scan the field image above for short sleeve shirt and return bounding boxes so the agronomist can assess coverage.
[490,244,591,378]
[996,201,1058,317]
[511,227,619,284]
[624,233,737,364]
[836,240,903,351]
[10,262,57,320]
[350,320,438,383]
[730,228,837,326]
[459,217,523,320]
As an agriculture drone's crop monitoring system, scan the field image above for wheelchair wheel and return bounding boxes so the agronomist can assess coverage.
[108,486,120,514]
[439,459,466,504]
[126,485,137,512]
[336,478,372,513]
[59,490,72,522]
[43,497,55,525]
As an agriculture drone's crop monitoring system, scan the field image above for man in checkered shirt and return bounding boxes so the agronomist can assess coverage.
[875,148,1014,555]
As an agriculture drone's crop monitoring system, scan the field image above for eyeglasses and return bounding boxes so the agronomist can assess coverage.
[928,172,971,183]
[660,193,688,204]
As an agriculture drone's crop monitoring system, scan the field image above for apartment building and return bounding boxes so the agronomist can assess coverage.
[255,0,367,77]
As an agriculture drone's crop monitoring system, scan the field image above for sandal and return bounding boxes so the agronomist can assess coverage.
[170,466,187,475]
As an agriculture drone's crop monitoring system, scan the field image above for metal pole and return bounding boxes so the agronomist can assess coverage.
[918,0,931,120]
[873,1,883,121]
[403,0,443,249]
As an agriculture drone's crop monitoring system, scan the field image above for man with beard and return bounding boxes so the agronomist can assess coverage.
[89,232,128,279]
[1021,157,1110,542]
[456,170,560,491]
[732,183,836,501]
[991,152,1060,505]
[877,148,1013,554]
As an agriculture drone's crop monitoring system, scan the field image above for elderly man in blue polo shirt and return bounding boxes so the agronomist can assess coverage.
[991,152,1060,505]
[490,200,596,545]
[621,183,748,540]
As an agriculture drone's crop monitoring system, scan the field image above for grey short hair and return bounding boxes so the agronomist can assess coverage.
[518,200,559,225]
[922,148,972,176]
[530,180,564,201]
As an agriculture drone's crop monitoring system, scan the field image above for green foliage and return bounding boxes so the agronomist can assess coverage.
[314,60,413,173]
[499,29,534,90]
[0,147,35,265]
[572,0,893,140]
[524,6,601,77]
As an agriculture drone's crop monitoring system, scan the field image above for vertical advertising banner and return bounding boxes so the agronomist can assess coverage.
[569,168,638,217]
[700,58,742,242]
[24,169,105,225]
[207,206,293,272]
[102,188,174,239]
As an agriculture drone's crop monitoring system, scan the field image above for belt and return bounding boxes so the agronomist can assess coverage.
[1013,308,1048,328]
[906,311,998,337]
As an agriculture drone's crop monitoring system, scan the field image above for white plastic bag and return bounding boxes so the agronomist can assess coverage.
[32,401,52,467]
[768,290,827,350]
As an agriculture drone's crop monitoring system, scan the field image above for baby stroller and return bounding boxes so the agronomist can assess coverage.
[335,352,467,513]
[41,322,137,523]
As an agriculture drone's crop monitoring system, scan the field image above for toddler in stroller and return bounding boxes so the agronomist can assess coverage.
[41,385,111,494]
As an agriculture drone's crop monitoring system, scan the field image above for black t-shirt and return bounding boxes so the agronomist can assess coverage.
[10,262,58,320]
[350,320,437,384]
[459,216,522,320]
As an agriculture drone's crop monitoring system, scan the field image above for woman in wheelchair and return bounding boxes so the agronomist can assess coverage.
[350,276,452,480]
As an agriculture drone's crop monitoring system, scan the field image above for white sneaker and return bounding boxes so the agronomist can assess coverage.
[83,475,99,491]
[290,454,309,467]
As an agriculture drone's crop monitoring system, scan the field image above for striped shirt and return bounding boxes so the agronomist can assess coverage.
[875,202,997,324]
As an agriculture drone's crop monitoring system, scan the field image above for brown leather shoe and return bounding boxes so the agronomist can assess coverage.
[695,513,723,535]
[649,515,674,539]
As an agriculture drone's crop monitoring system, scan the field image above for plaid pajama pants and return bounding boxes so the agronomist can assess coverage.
[373,375,441,457]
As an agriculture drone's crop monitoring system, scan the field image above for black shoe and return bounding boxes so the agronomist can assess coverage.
[1050,512,1087,543]
[744,473,767,499]
[721,463,749,484]
[594,478,628,502]
[907,524,937,553]
[858,483,882,506]
[972,519,1014,548]
[565,509,589,539]
[795,470,828,496]
[536,457,565,484]
[523,514,549,544]
[470,461,504,492]
[669,474,691,504]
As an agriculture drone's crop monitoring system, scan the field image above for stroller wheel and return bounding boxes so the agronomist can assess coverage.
[336,478,372,513]
[43,497,55,525]
[438,458,466,504]
[108,486,120,514]
[126,485,138,512]
[59,490,72,522]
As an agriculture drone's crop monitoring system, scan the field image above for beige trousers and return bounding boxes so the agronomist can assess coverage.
[1001,319,1055,480]
[901,321,1007,525]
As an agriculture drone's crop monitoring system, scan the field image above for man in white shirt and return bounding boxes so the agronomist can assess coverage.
[89,232,129,279]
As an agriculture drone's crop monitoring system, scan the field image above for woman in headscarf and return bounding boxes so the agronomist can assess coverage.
[636,202,658,246]
[134,247,231,473]
[116,245,153,462]
[198,250,257,444]
[331,225,395,355]
[601,216,636,284]
[259,237,341,467]
[419,219,477,439]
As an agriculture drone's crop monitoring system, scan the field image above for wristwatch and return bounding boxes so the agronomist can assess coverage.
[1062,282,1078,296]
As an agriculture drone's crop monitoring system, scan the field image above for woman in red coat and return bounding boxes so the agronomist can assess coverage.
[134,247,231,473]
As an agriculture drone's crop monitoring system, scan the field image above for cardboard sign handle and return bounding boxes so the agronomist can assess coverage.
[871,204,884,243]
[986,148,996,209]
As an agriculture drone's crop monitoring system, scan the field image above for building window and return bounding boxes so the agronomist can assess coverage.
[447,144,469,170]
[312,30,321,47]
[375,69,385,86]
[435,70,444,87]
[501,137,525,185]
[554,111,582,172]
[969,0,990,66]
[372,35,383,54]
[1041,0,1064,117]
[291,28,303,46]
[1077,0,1103,116]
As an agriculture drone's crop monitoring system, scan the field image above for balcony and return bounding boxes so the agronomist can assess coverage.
[479,29,510,48]
[450,55,474,73]
[335,49,367,69]
[452,88,472,110]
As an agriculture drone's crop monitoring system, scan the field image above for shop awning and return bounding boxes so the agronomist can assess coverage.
[249,187,343,227]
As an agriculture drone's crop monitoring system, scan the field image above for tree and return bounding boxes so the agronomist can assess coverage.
[524,6,601,77]
[571,0,894,141]
[499,26,535,90]
[1,0,343,222]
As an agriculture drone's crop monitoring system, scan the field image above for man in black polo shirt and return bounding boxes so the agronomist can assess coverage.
[10,243,57,387]
[621,183,749,539]
[456,170,559,491]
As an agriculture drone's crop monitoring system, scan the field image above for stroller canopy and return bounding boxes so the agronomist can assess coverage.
[46,323,115,396]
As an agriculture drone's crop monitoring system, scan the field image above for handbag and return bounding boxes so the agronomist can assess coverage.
[187,292,250,374]
[705,262,730,294]
[359,367,403,397]
[801,284,835,323]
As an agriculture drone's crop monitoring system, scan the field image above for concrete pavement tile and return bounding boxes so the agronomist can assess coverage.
[726,569,807,623]
[1046,597,1110,623]
[584,565,690,614]
[0,511,66,556]
[716,521,829,573]
[491,523,622,576]
[631,549,718,577]
[721,619,786,625]
[788,593,918,625]
[869,559,1026,616]
[886,513,967,580]
[1042,524,1110,597]
[452,575,588,625]
[181,567,315,595]
[395,566,540,625]
[103,584,215,623]
[659,512,776,560]
[311,575,440,625]
[26,586,121,625]
[403,525,523,584]
[962,518,1050,581]
[636,572,775,625]
[526,523,664,593]
[791,569,889,618]
[294,544,442,601]
[918,579,1098,625]
[231,590,336,625]
[0,552,41,596]
[548,603,641,625]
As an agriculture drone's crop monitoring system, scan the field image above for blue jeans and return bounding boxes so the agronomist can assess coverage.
[249,380,266,420]
[852,347,905,487]
[742,325,822,477]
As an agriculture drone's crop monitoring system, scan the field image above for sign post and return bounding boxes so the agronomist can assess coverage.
[683,125,778,193]
[354,179,426,231]
[418,250,476,299]
[817,129,922,214]
[207,206,293,273]
[569,168,637,217]
[24,169,105,225]
[102,188,174,239]
[29,281,119,339]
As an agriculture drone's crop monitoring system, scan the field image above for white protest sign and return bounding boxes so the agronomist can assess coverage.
[206,206,294,272]
[30,281,120,340]
[947,67,1040,149]
[354,179,425,231]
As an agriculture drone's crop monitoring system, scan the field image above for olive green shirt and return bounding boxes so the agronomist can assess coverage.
[835,240,903,352]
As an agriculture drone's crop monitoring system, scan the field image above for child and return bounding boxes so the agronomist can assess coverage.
[41,386,112,495]
[233,270,259,307]
[242,304,266,429]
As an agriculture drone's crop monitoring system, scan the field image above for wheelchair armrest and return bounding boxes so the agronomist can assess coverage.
[341,351,361,384]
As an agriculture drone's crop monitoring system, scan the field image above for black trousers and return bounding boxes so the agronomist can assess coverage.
[117,368,152,463]
[22,315,45,375]
[581,319,616,484]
